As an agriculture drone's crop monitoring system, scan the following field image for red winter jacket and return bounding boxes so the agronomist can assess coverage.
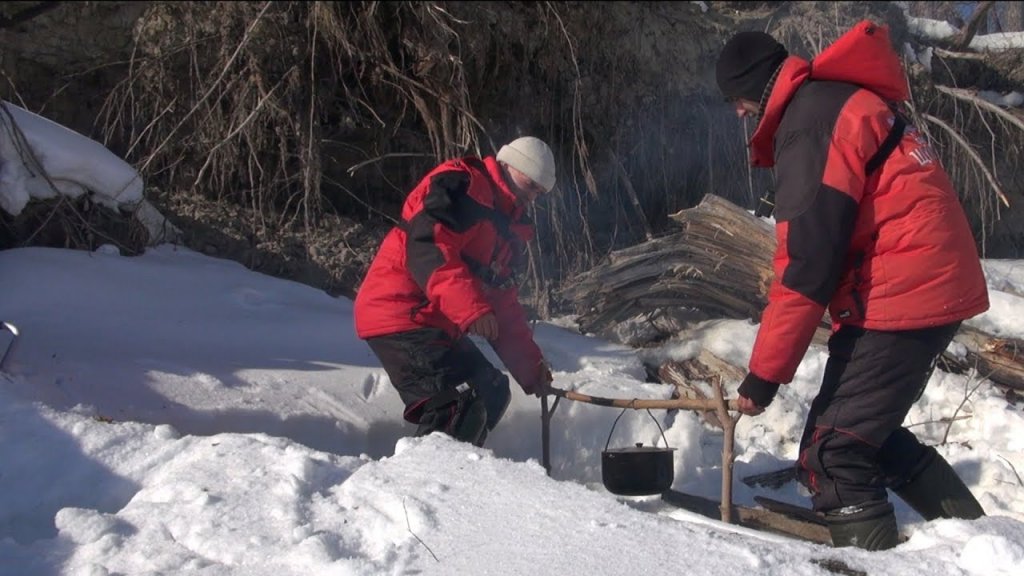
[746,21,989,385]
[354,156,546,393]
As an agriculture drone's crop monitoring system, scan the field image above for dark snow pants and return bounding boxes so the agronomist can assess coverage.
[796,321,961,513]
[366,327,511,447]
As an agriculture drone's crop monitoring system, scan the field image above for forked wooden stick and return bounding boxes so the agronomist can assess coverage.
[712,376,742,523]
[550,387,738,412]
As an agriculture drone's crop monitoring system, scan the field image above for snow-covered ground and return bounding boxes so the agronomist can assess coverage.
[0,244,1022,576]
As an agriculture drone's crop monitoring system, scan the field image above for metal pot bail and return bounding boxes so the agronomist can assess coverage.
[604,407,672,450]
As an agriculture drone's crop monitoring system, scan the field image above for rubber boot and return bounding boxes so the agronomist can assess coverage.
[894,447,985,521]
[825,500,900,551]
[453,398,488,447]
[416,391,489,447]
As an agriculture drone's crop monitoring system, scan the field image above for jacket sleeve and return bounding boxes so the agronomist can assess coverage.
[405,170,492,331]
[487,285,545,393]
[749,107,875,384]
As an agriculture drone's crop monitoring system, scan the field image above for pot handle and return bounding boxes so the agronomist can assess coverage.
[604,408,672,451]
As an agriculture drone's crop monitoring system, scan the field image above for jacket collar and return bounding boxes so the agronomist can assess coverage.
[483,156,523,219]
[749,56,810,168]
[747,20,910,168]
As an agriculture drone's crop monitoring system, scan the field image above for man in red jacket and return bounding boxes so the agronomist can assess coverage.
[354,136,556,447]
[716,22,989,550]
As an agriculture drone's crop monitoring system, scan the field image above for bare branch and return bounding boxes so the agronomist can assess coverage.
[935,85,1024,133]
[954,1,996,50]
[137,1,274,176]
[608,147,653,241]
[921,113,1010,208]
[403,498,439,562]
[942,369,988,445]
[932,47,987,60]
[995,454,1023,487]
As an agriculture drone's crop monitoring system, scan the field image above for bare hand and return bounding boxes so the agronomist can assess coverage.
[468,313,499,340]
[736,394,765,416]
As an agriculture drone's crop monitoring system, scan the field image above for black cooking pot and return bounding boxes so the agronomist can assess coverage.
[601,408,676,496]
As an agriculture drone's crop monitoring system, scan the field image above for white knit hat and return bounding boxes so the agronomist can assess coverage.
[496,136,556,193]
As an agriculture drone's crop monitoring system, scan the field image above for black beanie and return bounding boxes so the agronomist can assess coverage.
[716,31,789,103]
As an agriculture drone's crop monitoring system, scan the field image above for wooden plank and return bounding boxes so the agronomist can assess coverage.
[754,496,826,526]
[661,489,832,545]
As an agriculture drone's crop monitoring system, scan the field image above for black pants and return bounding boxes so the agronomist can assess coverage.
[797,321,961,513]
[366,328,511,446]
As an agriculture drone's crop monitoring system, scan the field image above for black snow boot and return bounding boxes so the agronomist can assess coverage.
[894,447,985,521]
[825,500,900,551]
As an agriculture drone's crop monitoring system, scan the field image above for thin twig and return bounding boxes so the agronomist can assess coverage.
[137,1,274,176]
[906,414,972,429]
[942,370,988,445]
[192,64,299,186]
[921,113,1010,208]
[545,1,596,197]
[934,85,1024,134]
[995,454,1023,487]
[345,153,436,176]
[403,498,439,562]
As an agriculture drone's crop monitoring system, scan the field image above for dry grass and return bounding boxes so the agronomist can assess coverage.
[5,1,1023,309]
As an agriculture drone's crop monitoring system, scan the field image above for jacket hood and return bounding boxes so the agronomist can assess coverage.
[748,20,909,167]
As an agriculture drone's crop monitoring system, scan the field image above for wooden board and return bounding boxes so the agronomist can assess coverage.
[753,495,826,526]
[661,489,831,545]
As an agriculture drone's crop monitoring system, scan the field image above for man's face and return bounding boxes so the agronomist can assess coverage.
[504,164,548,205]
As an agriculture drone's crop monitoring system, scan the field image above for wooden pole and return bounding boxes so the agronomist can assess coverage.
[540,395,560,476]
[551,387,737,412]
[713,377,740,523]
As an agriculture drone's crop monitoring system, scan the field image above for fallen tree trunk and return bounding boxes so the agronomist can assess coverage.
[562,193,1024,391]
[944,326,1024,389]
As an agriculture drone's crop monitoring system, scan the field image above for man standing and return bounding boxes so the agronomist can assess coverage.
[715,22,989,550]
[354,137,556,447]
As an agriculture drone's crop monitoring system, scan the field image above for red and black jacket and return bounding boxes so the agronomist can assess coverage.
[354,156,545,392]
[746,21,989,385]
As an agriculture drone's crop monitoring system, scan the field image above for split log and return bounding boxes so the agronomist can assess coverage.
[657,349,745,429]
[562,193,774,341]
[563,193,1024,392]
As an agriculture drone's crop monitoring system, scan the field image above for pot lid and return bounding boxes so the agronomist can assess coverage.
[604,445,676,454]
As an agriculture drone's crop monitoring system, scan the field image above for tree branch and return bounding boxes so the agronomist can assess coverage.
[955,1,996,51]
[935,85,1024,133]
[920,113,1010,208]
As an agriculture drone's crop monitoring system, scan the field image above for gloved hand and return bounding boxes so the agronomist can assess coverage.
[526,360,554,397]
[468,312,499,340]
[736,372,780,416]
